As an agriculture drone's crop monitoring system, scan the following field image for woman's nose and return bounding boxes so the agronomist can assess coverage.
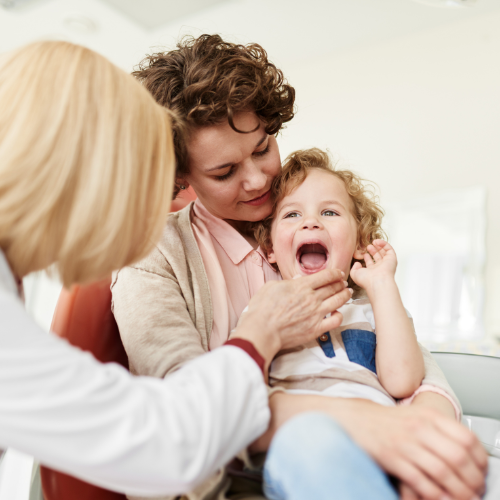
[242,160,267,192]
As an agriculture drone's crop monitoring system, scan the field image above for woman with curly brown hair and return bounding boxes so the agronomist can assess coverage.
[111,35,488,500]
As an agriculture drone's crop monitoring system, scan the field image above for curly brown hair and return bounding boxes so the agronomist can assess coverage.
[255,148,386,289]
[133,34,296,197]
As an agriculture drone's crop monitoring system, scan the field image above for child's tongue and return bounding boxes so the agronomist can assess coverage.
[300,252,327,271]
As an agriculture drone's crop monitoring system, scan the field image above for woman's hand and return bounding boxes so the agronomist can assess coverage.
[253,393,487,500]
[395,391,486,500]
[231,268,351,370]
[339,402,487,500]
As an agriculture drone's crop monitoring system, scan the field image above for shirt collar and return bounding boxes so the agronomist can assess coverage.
[193,199,262,265]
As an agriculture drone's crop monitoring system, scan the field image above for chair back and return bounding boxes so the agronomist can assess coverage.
[40,279,128,500]
[432,352,500,420]
[170,185,197,212]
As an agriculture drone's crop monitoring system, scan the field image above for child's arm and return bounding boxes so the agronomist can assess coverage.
[350,240,424,399]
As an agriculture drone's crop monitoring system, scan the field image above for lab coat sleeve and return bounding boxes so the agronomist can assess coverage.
[0,292,270,497]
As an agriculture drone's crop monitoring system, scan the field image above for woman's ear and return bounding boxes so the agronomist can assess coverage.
[175,178,189,191]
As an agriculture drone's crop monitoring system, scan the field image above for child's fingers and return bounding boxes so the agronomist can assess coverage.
[351,262,362,272]
[363,252,374,267]
[377,247,387,259]
[373,239,394,253]
[372,241,387,258]
[367,244,383,263]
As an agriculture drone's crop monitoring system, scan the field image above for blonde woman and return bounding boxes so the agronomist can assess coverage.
[0,41,350,496]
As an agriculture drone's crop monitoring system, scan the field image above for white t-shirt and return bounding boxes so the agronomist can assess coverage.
[269,296,414,407]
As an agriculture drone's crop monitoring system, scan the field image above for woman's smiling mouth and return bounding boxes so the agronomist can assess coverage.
[296,241,329,273]
[242,190,271,206]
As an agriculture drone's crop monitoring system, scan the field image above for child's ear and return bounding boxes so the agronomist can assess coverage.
[267,247,277,264]
[353,244,365,260]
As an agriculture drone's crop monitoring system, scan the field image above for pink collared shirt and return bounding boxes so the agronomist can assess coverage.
[192,199,281,350]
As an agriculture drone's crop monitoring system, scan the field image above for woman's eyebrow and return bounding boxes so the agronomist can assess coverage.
[206,133,268,172]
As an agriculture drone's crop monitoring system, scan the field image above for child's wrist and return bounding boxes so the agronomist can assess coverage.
[364,276,399,299]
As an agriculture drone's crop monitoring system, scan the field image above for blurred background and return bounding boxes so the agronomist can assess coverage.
[1,0,500,356]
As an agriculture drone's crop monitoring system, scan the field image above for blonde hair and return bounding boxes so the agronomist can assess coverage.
[255,148,386,289]
[0,41,175,287]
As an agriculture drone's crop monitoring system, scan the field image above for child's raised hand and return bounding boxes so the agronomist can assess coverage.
[349,240,397,291]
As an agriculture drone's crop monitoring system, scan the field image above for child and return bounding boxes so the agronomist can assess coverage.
[253,147,426,499]
[255,147,425,407]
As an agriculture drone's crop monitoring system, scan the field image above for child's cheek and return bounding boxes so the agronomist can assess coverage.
[273,225,295,269]
[329,234,358,271]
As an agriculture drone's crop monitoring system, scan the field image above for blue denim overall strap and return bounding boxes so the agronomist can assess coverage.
[317,331,335,358]
[341,329,377,374]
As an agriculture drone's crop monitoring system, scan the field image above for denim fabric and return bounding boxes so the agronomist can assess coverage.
[317,331,335,358]
[263,413,398,500]
[342,329,377,374]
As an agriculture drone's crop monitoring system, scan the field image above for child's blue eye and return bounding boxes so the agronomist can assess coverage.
[322,210,338,217]
[284,212,300,218]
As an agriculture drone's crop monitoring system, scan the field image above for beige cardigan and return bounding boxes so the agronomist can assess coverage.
[111,202,461,500]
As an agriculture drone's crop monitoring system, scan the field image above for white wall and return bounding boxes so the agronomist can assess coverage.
[276,11,500,338]
[2,1,500,338]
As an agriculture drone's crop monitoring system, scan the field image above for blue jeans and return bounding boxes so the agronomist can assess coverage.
[263,412,399,500]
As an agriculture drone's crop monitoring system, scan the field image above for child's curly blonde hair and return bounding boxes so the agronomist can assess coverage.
[255,148,387,289]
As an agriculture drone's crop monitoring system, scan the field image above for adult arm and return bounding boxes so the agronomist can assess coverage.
[0,292,270,496]
[253,392,486,500]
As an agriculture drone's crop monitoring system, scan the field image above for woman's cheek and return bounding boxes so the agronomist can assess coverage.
[263,141,281,178]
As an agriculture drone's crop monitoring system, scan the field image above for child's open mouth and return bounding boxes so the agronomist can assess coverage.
[296,241,329,273]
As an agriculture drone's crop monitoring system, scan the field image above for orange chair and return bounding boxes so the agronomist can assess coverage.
[40,278,128,500]
[41,189,197,500]
[170,185,197,212]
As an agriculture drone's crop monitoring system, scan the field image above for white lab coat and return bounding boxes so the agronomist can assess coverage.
[0,252,269,496]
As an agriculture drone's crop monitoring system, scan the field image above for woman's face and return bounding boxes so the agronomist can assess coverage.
[184,111,281,223]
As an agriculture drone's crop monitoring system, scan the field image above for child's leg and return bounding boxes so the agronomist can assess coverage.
[263,412,398,500]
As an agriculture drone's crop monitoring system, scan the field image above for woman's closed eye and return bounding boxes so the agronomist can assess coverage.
[214,141,270,181]
[215,166,236,181]
[253,143,270,158]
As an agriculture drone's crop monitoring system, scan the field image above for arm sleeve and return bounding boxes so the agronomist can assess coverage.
[0,293,270,496]
[111,250,209,378]
[225,338,265,375]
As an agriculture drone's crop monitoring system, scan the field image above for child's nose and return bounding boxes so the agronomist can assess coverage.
[302,215,323,230]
